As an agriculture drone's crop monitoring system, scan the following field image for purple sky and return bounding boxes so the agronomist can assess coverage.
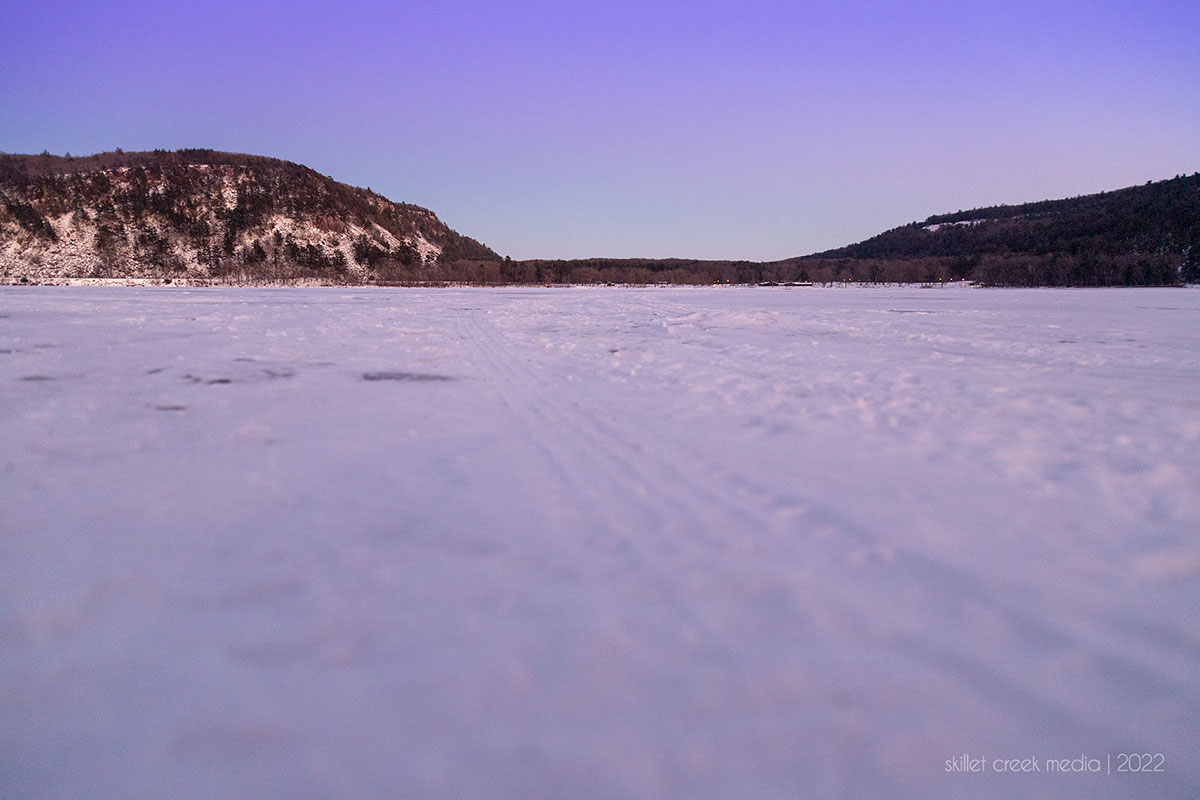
[3,0,1197,260]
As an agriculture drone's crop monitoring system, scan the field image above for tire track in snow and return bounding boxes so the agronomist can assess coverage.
[456,298,921,690]
[459,298,835,555]
[454,305,721,552]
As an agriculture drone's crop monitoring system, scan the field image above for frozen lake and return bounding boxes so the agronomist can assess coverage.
[2,285,1198,799]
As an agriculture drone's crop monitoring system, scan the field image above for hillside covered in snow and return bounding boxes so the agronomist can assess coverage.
[0,150,500,285]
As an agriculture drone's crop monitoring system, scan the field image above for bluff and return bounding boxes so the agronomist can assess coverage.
[0,149,500,284]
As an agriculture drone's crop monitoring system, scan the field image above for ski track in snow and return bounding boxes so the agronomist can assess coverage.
[1,285,1198,799]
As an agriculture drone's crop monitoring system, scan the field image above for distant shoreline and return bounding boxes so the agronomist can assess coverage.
[3,278,1191,290]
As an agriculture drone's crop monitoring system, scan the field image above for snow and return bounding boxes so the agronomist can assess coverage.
[354,219,440,263]
[923,218,989,232]
[2,285,1198,799]
[219,173,239,210]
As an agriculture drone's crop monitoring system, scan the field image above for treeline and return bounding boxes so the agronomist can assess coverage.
[456,174,1199,286]
[488,252,1183,287]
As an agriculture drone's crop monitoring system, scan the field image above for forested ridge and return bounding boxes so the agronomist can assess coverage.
[0,149,499,284]
[798,173,1200,286]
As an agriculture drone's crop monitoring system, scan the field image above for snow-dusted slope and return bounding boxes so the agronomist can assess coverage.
[2,286,1198,799]
[0,151,498,284]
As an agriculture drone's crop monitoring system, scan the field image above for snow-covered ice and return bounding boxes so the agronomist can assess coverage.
[2,285,1198,799]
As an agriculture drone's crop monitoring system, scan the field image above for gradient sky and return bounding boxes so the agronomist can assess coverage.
[3,0,1198,260]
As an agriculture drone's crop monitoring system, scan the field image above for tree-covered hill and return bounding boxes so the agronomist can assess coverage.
[796,173,1200,286]
[0,149,499,284]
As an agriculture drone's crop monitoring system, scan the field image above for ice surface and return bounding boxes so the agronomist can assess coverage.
[2,285,1198,799]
